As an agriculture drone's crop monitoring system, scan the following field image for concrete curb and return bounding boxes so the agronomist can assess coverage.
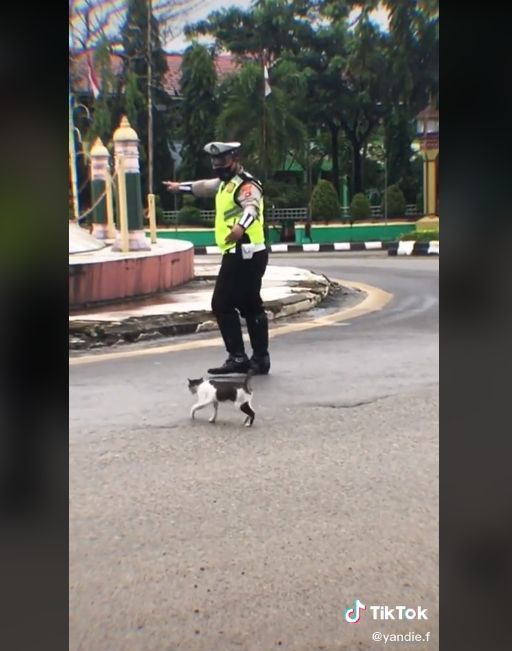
[387,241,439,256]
[69,275,344,351]
[193,241,440,255]
[195,241,396,255]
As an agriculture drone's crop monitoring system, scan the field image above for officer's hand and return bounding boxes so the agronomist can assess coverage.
[225,224,245,243]
[162,181,180,193]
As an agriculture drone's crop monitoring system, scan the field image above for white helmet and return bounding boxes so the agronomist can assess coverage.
[204,141,241,180]
[203,141,241,157]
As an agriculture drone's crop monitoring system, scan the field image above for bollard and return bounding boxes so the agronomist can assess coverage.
[148,193,157,244]
[90,138,110,240]
[117,155,129,253]
[112,116,150,251]
[105,169,116,240]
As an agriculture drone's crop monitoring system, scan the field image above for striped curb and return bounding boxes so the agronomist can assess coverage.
[194,241,397,255]
[387,241,439,256]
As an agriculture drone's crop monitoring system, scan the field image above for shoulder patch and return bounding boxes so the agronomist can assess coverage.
[240,171,263,190]
[239,182,256,199]
[225,181,235,193]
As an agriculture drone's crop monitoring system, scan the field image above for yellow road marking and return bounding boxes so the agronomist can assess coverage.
[69,279,392,366]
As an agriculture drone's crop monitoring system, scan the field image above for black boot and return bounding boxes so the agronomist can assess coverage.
[246,313,271,375]
[208,354,250,375]
[208,313,250,374]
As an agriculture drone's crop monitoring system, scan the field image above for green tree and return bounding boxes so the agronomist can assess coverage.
[288,4,391,197]
[186,0,311,179]
[124,69,145,133]
[321,0,437,196]
[184,0,438,201]
[179,43,218,181]
[185,0,314,63]
[293,16,349,199]
[384,106,414,189]
[119,0,173,200]
[381,1,438,198]
[87,36,116,144]
[337,15,392,195]
[385,0,439,111]
[216,60,307,181]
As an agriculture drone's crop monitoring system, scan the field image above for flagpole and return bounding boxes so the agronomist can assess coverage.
[262,93,267,182]
[147,0,154,195]
[69,89,80,222]
[262,51,271,183]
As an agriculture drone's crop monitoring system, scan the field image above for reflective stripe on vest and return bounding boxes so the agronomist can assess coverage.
[215,175,265,253]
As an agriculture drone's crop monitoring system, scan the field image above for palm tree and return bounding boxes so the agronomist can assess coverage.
[216,60,306,181]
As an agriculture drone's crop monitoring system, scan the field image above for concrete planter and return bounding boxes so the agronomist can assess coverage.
[69,240,194,309]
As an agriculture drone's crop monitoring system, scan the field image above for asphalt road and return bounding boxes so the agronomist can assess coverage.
[69,253,439,651]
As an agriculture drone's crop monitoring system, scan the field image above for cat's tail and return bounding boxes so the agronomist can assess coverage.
[243,369,254,393]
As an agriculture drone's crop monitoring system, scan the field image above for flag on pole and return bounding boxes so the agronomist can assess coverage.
[262,48,272,97]
[264,64,271,97]
[87,55,101,99]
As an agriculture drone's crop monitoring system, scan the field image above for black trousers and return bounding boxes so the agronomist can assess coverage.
[211,247,269,319]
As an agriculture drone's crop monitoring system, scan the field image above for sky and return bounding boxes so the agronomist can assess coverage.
[69,0,390,53]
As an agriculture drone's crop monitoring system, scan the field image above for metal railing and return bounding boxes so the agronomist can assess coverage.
[266,207,308,222]
[161,210,214,226]
[161,204,420,226]
[342,205,419,218]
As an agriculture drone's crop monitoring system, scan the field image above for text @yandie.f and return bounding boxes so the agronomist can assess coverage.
[372,631,431,644]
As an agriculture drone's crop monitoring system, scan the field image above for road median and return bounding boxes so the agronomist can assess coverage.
[69,266,346,350]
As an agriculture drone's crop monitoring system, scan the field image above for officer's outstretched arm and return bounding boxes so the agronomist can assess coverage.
[163,178,221,198]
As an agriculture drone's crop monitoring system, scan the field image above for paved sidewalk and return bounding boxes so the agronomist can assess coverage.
[69,260,338,350]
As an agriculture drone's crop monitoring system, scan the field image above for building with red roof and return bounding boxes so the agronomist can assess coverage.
[69,50,240,99]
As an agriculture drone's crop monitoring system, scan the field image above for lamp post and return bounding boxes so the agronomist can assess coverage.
[383,146,388,226]
[376,109,388,226]
[415,102,439,228]
[370,138,387,226]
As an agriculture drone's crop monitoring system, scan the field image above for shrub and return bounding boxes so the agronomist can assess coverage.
[350,193,371,221]
[177,203,203,226]
[400,229,439,241]
[382,184,406,217]
[310,179,341,222]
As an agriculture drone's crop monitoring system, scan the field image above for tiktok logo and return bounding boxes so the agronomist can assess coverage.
[344,599,366,624]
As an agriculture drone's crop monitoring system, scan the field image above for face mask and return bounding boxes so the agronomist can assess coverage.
[216,165,234,181]
[211,154,235,181]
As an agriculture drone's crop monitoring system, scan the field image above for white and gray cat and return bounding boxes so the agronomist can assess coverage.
[187,373,255,427]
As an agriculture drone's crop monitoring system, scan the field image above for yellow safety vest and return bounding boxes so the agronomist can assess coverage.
[215,174,265,253]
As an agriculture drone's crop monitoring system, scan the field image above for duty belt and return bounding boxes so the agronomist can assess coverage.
[226,243,267,254]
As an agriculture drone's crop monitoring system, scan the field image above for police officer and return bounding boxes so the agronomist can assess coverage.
[164,141,270,375]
